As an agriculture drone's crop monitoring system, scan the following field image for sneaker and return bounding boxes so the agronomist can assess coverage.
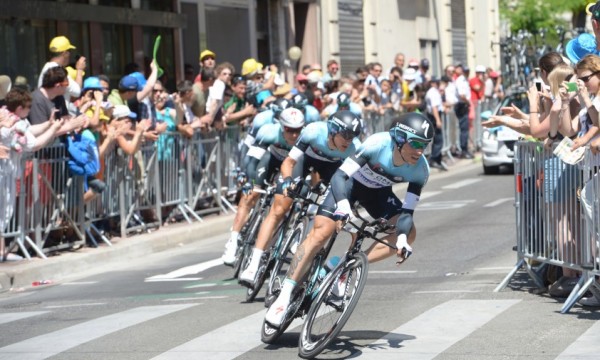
[579,295,600,307]
[265,295,290,327]
[221,243,237,266]
[548,276,579,298]
[239,267,257,288]
[430,161,448,171]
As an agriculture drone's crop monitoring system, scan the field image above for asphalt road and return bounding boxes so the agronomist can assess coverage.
[1,164,599,360]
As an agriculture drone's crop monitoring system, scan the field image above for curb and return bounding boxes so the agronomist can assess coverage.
[0,214,235,291]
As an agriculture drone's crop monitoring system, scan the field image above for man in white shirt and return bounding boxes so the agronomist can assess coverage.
[38,36,85,102]
[425,78,447,170]
[453,64,473,159]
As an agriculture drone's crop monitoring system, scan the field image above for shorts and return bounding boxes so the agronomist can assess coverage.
[318,179,403,220]
[302,155,341,185]
[543,157,580,203]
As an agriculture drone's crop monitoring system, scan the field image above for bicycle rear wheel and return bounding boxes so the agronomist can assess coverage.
[298,252,369,359]
[245,220,285,302]
[234,208,264,278]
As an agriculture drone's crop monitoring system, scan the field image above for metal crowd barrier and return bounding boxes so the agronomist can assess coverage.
[1,130,230,259]
[495,141,600,313]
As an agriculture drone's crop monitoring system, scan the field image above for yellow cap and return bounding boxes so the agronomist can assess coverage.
[49,36,76,53]
[242,58,264,76]
[65,66,83,81]
[199,49,216,61]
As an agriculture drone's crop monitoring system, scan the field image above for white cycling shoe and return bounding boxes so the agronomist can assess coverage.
[265,296,290,327]
[239,267,257,287]
[221,243,237,266]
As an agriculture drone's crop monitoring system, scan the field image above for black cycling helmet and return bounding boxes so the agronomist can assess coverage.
[328,110,362,139]
[291,93,309,111]
[336,92,351,109]
[389,112,434,147]
[270,98,293,119]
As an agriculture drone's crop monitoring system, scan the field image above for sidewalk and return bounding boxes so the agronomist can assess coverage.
[0,157,480,293]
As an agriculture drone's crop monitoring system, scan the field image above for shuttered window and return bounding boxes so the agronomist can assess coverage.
[338,0,365,74]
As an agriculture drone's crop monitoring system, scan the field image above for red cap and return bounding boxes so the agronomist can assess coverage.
[489,71,499,78]
[296,73,308,82]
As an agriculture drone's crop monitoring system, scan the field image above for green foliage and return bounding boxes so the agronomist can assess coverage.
[500,0,588,34]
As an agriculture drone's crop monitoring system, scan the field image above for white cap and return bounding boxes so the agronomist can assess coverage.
[475,65,486,73]
[403,68,417,81]
[112,104,137,119]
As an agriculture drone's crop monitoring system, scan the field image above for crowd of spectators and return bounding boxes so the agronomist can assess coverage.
[0,34,503,261]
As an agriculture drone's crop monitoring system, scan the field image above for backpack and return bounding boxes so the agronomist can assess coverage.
[65,129,100,177]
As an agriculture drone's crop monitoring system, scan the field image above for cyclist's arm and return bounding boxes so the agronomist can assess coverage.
[395,182,422,236]
[245,144,267,183]
[330,155,367,214]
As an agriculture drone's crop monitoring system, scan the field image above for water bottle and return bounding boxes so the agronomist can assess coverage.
[317,256,341,282]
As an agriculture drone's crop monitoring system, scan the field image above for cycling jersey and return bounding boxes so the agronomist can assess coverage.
[243,109,275,148]
[288,122,360,164]
[304,105,320,124]
[246,122,295,189]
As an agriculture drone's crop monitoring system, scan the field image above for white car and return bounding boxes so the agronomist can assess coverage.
[480,91,529,174]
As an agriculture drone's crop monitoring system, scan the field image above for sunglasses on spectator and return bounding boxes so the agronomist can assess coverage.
[580,71,600,83]
[407,140,428,150]
[283,126,302,134]
[153,88,164,93]
[299,81,308,86]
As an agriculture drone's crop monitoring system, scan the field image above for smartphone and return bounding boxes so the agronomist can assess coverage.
[566,82,578,92]
[535,81,542,92]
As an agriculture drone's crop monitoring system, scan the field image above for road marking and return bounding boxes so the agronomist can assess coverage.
[419,191,442,200]
[0,312,48,325]
[184,283,217,289]
[145,278,203,282]
[60,281,98,286]
[44,303,106,309]
[370,271,417,274]
[0,304,195,360]
[474,267,515,271]
[358,299,520,359]
[145,258,222,281]
[412,290,481,294]
[418,200,475,211]
[442,179,482,189]
[483,198,513,207]
[555,320,600,359]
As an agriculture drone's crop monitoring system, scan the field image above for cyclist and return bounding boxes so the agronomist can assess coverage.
[222,102,298,265]
[265,112,432,327]
[291,93,320,124]
[222,108,304,265]
[321,92,363,119]
[239,110,363,287]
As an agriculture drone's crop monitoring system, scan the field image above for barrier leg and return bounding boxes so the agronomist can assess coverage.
[494,258,525,292]
[561,275,594,314]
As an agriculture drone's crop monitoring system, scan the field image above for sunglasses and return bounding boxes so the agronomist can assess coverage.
[408,140,428,150]
[338,130,356,140]
[580,71,600,83]
[299,81,308,86]
[284,126,302,134]
[153,88,164,93]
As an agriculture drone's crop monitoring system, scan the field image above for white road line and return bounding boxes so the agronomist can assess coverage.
[442,179,482,189]
[555,320,600,359]
[418,200,475,211]
[0,304,195,360]
[359,299,520,360]
[146,258,222,280]
[0,312,49,325]
[370,271,417,274]
[412,290,481,294]
[145,278,203,282]
[474,267,515,271]
[184,283,217,289]
[483,198,514,207]
[44,303,106,309]
[419,191,442,200]
[60,281,98,286]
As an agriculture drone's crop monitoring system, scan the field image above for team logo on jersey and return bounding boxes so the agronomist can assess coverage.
[257,167,266,177]
[393,176,404,181]
[387,197,396,205]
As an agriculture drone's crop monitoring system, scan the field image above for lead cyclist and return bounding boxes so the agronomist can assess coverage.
[265,112,433,327]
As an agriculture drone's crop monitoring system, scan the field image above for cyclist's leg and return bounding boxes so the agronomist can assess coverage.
[365,216,417,263]
[222,191,260,264]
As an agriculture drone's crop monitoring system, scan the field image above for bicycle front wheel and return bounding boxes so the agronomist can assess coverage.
[298,252,369,359]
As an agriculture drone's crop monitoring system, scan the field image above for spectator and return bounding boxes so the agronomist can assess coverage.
[205,62,235,127]
[175,80,203,137]
[454,64,473,158]
[389,66,405,105]
[0,88,64,257]
[242,58,276,104]
[355,66,369,81]
[418,58,431,84]
[29,66,85,133]
[152,80,182,162]
[78,77,106,129]
[38,36,85,101]
[199,50,216,72]
[388,52,405,76]
[191,68,214,119]
[321,59,339,84]
[222,74,256,128]
[301,64,311,76]
[364,62,383,96]
[110,104,148,155]
[401,68,421,112]
[97,75,111,100]
[470,65,486,117]
[425,78,447,170]
[291,73,309,96]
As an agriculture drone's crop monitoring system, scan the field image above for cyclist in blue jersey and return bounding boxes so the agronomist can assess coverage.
[223,98,293,265]
[321,92,363,119]
[239,110,362,287]
[291,92,321,124]
[222,107,305,265]
[265,112,433,327]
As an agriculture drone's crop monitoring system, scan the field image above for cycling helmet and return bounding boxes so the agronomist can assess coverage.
[269,98,293,119]
[336,92,351,109]
[279,107,305,129]
[291,93,309,111]
[389,112,434,146]
[328,110,361,138]
[83,77,103,91]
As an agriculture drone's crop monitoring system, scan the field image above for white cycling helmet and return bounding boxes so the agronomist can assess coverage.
[279,107,305,129]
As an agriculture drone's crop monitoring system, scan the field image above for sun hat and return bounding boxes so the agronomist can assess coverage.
[112,104,137,119]
[565,33,599,64]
